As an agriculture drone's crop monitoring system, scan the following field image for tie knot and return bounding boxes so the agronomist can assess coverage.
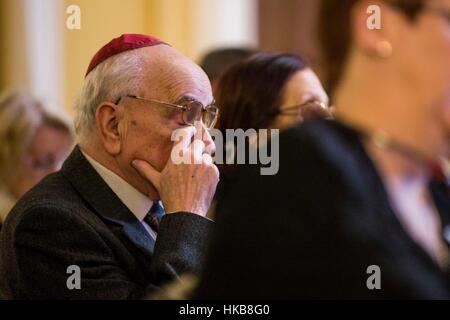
[149,201,165,220]
[144,201,165,233]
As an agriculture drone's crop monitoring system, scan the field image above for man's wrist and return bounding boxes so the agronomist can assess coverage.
[163,205,208,217]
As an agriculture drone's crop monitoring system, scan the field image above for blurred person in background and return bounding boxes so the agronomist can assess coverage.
[216,52,330,134]
[0,91,73,231]
[198,0,450,299]
[200,47,254,94]
[212,52,331,215]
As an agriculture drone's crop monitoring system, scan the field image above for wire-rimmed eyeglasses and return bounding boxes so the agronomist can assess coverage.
[115,94,219,128]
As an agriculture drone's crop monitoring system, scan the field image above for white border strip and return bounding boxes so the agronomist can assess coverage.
[23,0,64,111]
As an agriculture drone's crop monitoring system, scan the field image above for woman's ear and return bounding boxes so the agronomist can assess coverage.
[351,0,395,58]
[95,102,122,155]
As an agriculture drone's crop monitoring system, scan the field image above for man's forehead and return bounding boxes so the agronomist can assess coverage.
[141,49,212,104]
[164,80,213,107]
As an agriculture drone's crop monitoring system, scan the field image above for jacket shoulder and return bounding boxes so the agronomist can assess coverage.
[3,171,98,233]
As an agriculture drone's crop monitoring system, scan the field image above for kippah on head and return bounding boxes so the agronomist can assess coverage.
[85,34,168,77]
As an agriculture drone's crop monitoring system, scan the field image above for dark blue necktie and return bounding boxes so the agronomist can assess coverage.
[144,201,165,233]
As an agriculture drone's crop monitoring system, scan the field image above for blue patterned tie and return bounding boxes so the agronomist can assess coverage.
[144,201,165,233]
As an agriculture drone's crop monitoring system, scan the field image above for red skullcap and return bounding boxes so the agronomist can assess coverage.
[85,34,168,77]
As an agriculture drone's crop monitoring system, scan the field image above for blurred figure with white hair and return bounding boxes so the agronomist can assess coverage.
[198,0,450,299]
[0,91,73,230]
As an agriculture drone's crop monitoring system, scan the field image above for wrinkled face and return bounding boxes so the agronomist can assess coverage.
[115,46,213,177]
[13,125,72,198]
[272,68,329,130]
[393,0,450,153]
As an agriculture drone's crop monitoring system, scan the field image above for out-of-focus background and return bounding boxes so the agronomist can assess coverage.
[0,0,320,114]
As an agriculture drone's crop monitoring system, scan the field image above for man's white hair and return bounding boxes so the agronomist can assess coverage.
[74,50,146,139]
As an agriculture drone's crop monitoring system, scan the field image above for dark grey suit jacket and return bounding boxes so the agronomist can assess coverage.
[0,146,213,299]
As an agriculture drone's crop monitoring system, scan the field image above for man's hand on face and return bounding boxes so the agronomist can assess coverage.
[132,124,219,217]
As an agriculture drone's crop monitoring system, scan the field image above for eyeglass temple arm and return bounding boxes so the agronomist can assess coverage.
[116,95,187,110]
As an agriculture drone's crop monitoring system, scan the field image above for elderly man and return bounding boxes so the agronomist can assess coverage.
[0,34,219,299]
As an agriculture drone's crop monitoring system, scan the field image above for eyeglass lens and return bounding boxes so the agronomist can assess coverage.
[183,101,218,128]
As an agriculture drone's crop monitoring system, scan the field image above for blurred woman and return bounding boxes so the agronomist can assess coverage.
[0,91,73,229]
[214,53,331,180]
[216,52,330,134]
[209,52,331,216]
[198,0,450,299]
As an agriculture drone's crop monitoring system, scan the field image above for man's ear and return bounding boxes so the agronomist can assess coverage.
[95,102,122,156]
[351,0,396,58]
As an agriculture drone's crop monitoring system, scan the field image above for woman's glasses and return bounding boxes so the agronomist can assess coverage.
[277,101,333,120]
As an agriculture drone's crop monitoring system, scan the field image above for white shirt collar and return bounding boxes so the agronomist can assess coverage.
[81,151,153,222]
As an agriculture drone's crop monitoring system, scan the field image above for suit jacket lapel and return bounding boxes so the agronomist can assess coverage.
[61,146,155,256]
[430,181,450,259]
[430,181,450,223]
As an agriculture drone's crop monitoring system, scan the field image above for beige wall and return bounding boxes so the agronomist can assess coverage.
[64,0,195,114]
[64,0,147,113]
[1,0,257,113]
[259,0,320,67]
[145,0,257,61]
[145,0,192,56]
[0,0,5,90]
[64,0,257,114]
[0,0,29,92]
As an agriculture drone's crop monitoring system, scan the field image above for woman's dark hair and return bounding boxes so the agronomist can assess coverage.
[216,52,307,133]
[200,48,254,82]
[214,52,307,182]
[318,0,425,98]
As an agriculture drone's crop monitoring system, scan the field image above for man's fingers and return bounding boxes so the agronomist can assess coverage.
[173,126,197,151]
[189,139,205,164]
[131,159,162,192]
[204,140,216,156]
[203,129,216,155]
[196,123,216,155]
[202,153,214,166]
